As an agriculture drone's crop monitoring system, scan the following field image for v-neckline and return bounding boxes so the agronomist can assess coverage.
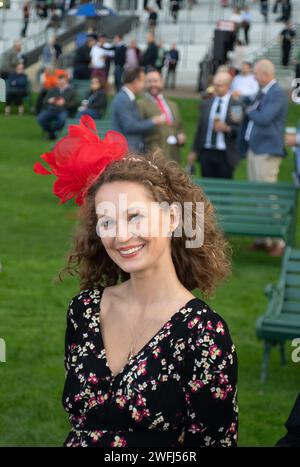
[94,286,198,381]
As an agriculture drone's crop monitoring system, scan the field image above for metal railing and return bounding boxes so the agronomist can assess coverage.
[0,5,83,56]
[250,22,300,69]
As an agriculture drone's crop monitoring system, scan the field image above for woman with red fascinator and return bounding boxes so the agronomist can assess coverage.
[34,116,238,447]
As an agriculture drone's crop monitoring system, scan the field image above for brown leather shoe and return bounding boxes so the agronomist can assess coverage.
[248,241,269,252]
[268,244,285,257]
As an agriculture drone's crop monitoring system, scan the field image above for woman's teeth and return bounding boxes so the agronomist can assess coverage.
[119,245,144,256]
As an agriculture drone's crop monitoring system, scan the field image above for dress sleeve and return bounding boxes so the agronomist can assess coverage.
[64,295,80,373]
[182,311,238,447]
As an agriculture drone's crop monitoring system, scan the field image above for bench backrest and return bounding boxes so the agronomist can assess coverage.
[281,247,300,316]
[64,115,112,138]
[193,177,297,223]
[72,79,91,102]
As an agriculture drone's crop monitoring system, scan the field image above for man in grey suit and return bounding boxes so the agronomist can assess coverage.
[243,59,288,255]
[111,67,166,152]
[188,71,243,178]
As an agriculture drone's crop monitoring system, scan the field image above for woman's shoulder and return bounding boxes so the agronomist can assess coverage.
[185,297,235,349]
[66,286,104,326]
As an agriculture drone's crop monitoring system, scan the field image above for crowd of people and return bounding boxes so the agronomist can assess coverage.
[0,30,181,139]
[20,0,76,38]
[72,31,180,91]
[1,2,299,257]
[222,2,297,70]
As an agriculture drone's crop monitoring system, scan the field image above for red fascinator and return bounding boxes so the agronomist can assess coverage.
[33,115,128,206]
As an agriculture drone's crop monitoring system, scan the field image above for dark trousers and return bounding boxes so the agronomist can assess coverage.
[73,64,91,80]
[37,110,68,135]
[273,0,281,14]
[21,19,29,38]
[242,22,250,45]
[35,88,48,114]
[282,43,291,66]
[91,68,107,86]
[166,66,177,88]
[200,148,233,179]
[114,65,124,92]
[6,90,27,106]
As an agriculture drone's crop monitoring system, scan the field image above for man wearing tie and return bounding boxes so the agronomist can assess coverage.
[188,71,243,178]
[243,59,288,255]
[137,67,186,163]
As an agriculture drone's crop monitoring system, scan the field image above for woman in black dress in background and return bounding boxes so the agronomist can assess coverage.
[34,116,238,447]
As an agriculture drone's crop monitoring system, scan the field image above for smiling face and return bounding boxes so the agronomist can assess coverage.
[94,181,176,274]
[145,70,164,97]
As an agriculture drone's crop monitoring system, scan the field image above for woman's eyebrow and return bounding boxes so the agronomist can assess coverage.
[97,206,148,218]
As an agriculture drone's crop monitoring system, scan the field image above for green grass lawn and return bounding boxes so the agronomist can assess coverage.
[0,99,300,447]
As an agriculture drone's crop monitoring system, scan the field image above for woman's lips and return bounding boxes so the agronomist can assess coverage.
[117,244,145,259]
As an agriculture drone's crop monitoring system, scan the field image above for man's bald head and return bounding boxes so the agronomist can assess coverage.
[254,60,276,87]
[213,71,232,97]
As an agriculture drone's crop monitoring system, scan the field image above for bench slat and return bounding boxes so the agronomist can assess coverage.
[202,187,296,199]
[290,251,300,260]
[218,214,288,225]
[282,301,300,313]
[205,195,294,207]
[216,205,289,216]
[285,288,300,300]
[195,177,295,190]
[286,262,300,273]
[286,274,300,286]
[221,223,287,236]
[262,313,300,326]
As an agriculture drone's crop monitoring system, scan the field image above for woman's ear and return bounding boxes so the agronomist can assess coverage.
[169,202,181,234]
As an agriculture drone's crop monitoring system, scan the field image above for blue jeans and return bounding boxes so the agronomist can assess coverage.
[37,110,68,134]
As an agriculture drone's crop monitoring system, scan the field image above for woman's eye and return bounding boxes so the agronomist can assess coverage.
[100,219,115,229]
[129,213,144,222]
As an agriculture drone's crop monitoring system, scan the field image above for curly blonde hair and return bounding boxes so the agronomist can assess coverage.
[59,150,231,298]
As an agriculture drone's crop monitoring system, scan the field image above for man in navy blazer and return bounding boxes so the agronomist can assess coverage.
[243,59,288,255]
[111,67,165,153]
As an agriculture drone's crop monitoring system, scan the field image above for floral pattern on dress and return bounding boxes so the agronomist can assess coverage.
[62,287,238,447]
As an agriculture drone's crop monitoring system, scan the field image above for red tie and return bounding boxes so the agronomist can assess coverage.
[154,96,172,125]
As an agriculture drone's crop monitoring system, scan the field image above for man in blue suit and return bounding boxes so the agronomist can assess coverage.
[111,67,166,153]
[243,59,288,256]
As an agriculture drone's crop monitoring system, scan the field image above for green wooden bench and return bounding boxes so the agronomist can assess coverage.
[71,79,91,102]
[256,247,300,383]
[193,177,299,246]
[62,116,113,139]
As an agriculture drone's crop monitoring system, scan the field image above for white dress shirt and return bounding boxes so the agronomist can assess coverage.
[231,73,259,98]
[122,86,136,102]
[90,44,113,69]
[205,92,231,150]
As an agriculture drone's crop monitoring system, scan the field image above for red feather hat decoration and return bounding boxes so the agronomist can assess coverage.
[33,115,128,206]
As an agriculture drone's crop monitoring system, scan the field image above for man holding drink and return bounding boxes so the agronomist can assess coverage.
[188,71,243,179]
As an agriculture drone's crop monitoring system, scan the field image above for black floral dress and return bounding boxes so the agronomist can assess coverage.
[62,286,238,447]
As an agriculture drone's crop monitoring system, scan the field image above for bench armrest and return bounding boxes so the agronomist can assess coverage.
[263,283,284,318]
[264,283,276,298]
